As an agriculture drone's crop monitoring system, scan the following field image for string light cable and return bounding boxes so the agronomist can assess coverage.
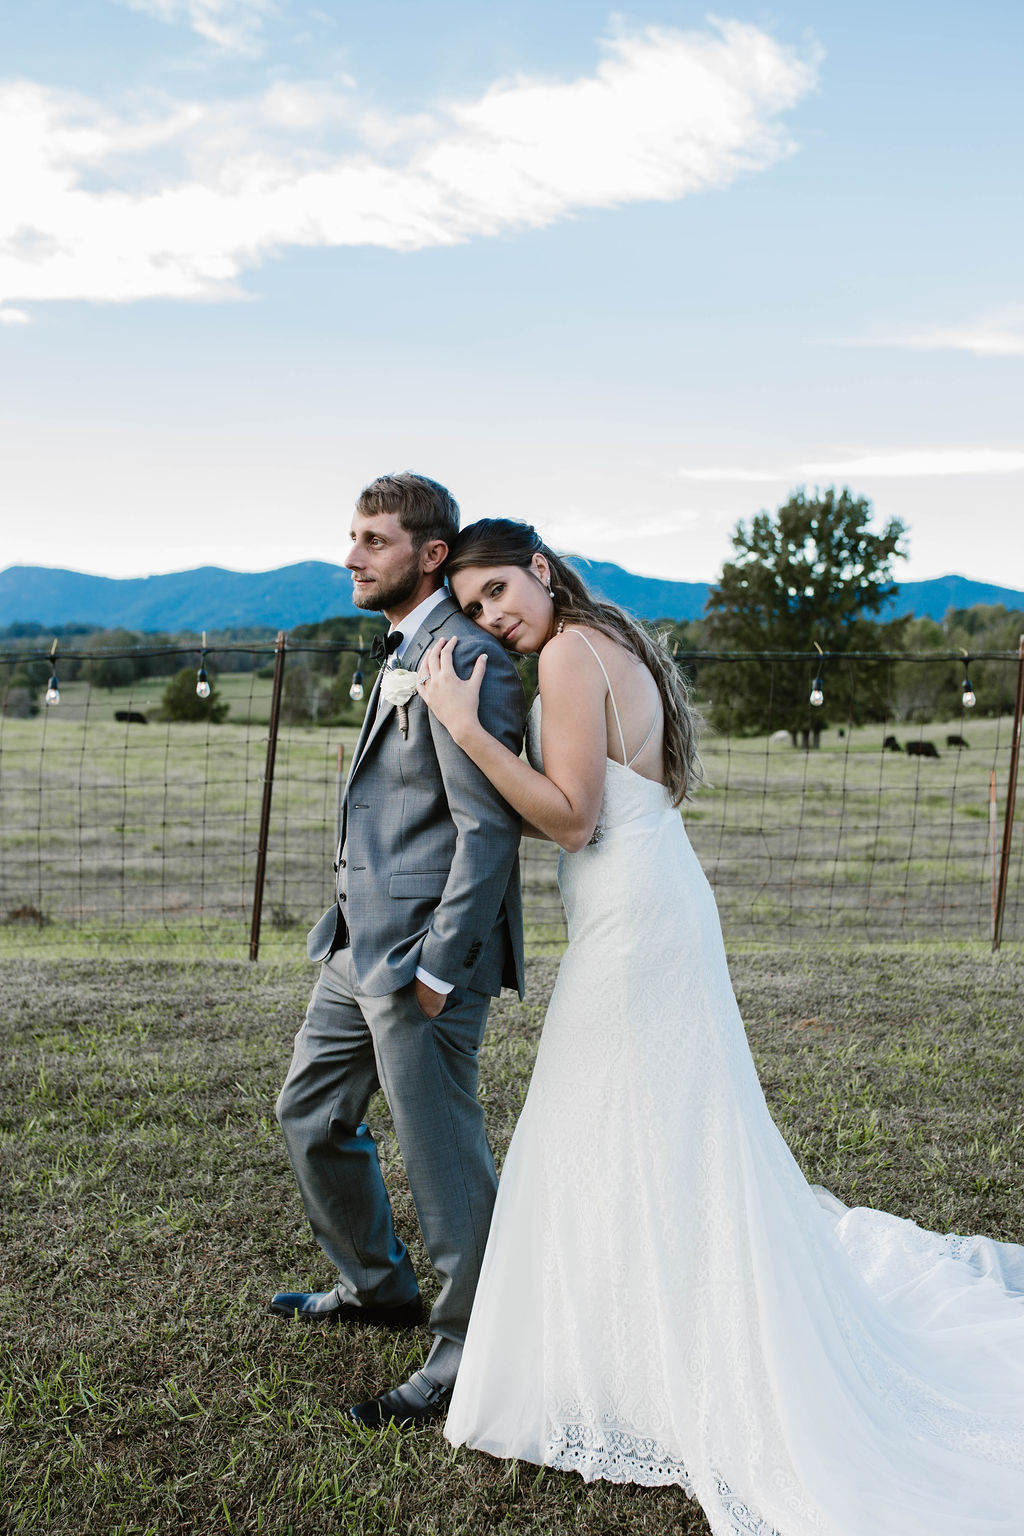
[45,639,60,706]
[196,631,211,700]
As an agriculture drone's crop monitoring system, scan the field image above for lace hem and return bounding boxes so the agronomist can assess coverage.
[546,1420,695,1490]
[710,1477,786,1536]
[545,1424,784,1536]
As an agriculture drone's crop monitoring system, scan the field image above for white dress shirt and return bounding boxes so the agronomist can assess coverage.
[389,586,449,664]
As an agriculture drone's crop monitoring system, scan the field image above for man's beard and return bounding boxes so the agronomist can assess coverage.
[351,554,422,612]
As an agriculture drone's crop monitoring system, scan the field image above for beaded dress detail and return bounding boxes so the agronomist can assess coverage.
[445,692,1024,1536]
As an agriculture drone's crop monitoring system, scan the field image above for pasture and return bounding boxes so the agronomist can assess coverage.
[1,673,1021,953]
[1,945,1022,1535]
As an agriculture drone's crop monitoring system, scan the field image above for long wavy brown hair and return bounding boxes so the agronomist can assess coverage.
[446,519,704,805]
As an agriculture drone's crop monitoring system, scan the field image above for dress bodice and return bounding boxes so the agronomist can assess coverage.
[526,695,673,840]
[524,694,544,772]
[450,700,1024,1536]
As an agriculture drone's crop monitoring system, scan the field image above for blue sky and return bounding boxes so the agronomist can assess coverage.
[1,0,1021,586]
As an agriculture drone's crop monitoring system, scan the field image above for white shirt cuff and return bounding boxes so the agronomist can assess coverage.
[415,966,454,994]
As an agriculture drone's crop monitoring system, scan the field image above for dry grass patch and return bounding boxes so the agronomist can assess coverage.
[1,947,1022,1534]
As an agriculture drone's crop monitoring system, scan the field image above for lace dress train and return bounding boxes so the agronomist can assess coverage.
[444,702,1024,1536]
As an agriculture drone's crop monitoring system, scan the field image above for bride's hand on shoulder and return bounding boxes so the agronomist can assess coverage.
[416,636,487,746]
[413,625,606,850]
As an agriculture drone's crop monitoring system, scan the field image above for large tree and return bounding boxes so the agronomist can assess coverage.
[703,488,908,745]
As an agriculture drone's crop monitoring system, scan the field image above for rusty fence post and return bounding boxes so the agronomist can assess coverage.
[993,634,1024,951]
[249,631,287,962]
[990,770,999,941]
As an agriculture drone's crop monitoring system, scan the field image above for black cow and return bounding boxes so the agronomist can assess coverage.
[882,735,901,752]
[906,740,939,758]
[946,734,970,749]
[114,710,148,725]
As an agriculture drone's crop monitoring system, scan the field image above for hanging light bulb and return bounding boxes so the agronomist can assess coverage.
[44,639,59,704]
[349,634,366,701]
[196,629,211,698]
[962,675,976,709]
[808,640,825,706]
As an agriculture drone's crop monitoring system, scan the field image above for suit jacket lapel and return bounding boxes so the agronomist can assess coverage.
[350,668,385,770]
[402,594,459,674]
[348,595,458,779]
[349,669,392,778]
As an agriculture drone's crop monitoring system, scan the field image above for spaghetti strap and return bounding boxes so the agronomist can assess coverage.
[626,710,660,769]
[561,630,629,765]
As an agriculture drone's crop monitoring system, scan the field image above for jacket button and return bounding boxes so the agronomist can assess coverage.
[339,893,347,902]
[338,859,346,868]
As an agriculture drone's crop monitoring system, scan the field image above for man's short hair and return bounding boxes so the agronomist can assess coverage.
[355,473,460,551]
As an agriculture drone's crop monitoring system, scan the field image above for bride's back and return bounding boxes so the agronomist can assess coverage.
[555,625,665,785]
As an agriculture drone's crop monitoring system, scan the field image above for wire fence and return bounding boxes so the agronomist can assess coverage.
[1,640,1022,957]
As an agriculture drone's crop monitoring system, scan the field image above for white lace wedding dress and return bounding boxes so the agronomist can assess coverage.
[444,695,1024,1535]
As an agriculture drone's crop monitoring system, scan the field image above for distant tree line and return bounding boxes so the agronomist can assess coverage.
[3,492,1022,734]
[0,623,281,703]
[0,619,379,723]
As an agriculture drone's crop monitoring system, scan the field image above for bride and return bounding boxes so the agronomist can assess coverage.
[414,518,1024,1536]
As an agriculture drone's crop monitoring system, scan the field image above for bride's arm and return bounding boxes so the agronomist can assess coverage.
[417,634,607,853]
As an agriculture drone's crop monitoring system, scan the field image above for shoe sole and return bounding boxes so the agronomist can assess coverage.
[348,1402,450,1430]
[268,1304,422,1328]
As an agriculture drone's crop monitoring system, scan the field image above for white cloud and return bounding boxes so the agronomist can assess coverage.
[546,503,709,550]
[113,0,275,57]
[854,305,1024,357]
[677,450,1024,482]
[0,306,31,324]
[0,19,818,306]
[798,450,1024,478]
[677,466,787,482]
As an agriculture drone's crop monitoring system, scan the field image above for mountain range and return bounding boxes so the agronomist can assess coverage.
[0,560,1022,634]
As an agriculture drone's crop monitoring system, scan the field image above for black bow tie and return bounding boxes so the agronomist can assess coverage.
[370,631,403,665]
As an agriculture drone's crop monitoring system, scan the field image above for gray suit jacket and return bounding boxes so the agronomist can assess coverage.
[307,595,526,999]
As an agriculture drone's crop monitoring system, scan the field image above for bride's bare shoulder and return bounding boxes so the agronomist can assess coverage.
[541,624,636,671]
[538,624,595,666]
[536,626,609,695]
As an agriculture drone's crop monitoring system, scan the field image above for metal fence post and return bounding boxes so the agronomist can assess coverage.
[249,631,287,961]
[993,634,1024,951]
[990,770,999,941]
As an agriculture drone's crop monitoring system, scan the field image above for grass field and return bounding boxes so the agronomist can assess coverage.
[2,670,1022,954]
[2,946,1023,1535]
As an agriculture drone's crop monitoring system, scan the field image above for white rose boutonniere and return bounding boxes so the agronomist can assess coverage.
[379,665,419,738]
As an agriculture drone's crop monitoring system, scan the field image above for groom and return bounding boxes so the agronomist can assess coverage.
[272,473,525,1428]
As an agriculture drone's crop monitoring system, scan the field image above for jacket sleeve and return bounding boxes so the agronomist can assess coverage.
[416,630,526,984]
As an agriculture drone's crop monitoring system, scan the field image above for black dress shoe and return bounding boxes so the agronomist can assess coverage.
[268,1288,422,1327]
[349,1369,453,1429]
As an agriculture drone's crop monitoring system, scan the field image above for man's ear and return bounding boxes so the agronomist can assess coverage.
[421,538,449,575]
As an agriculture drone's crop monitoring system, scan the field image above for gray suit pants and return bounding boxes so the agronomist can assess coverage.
[276,946,497,1387]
